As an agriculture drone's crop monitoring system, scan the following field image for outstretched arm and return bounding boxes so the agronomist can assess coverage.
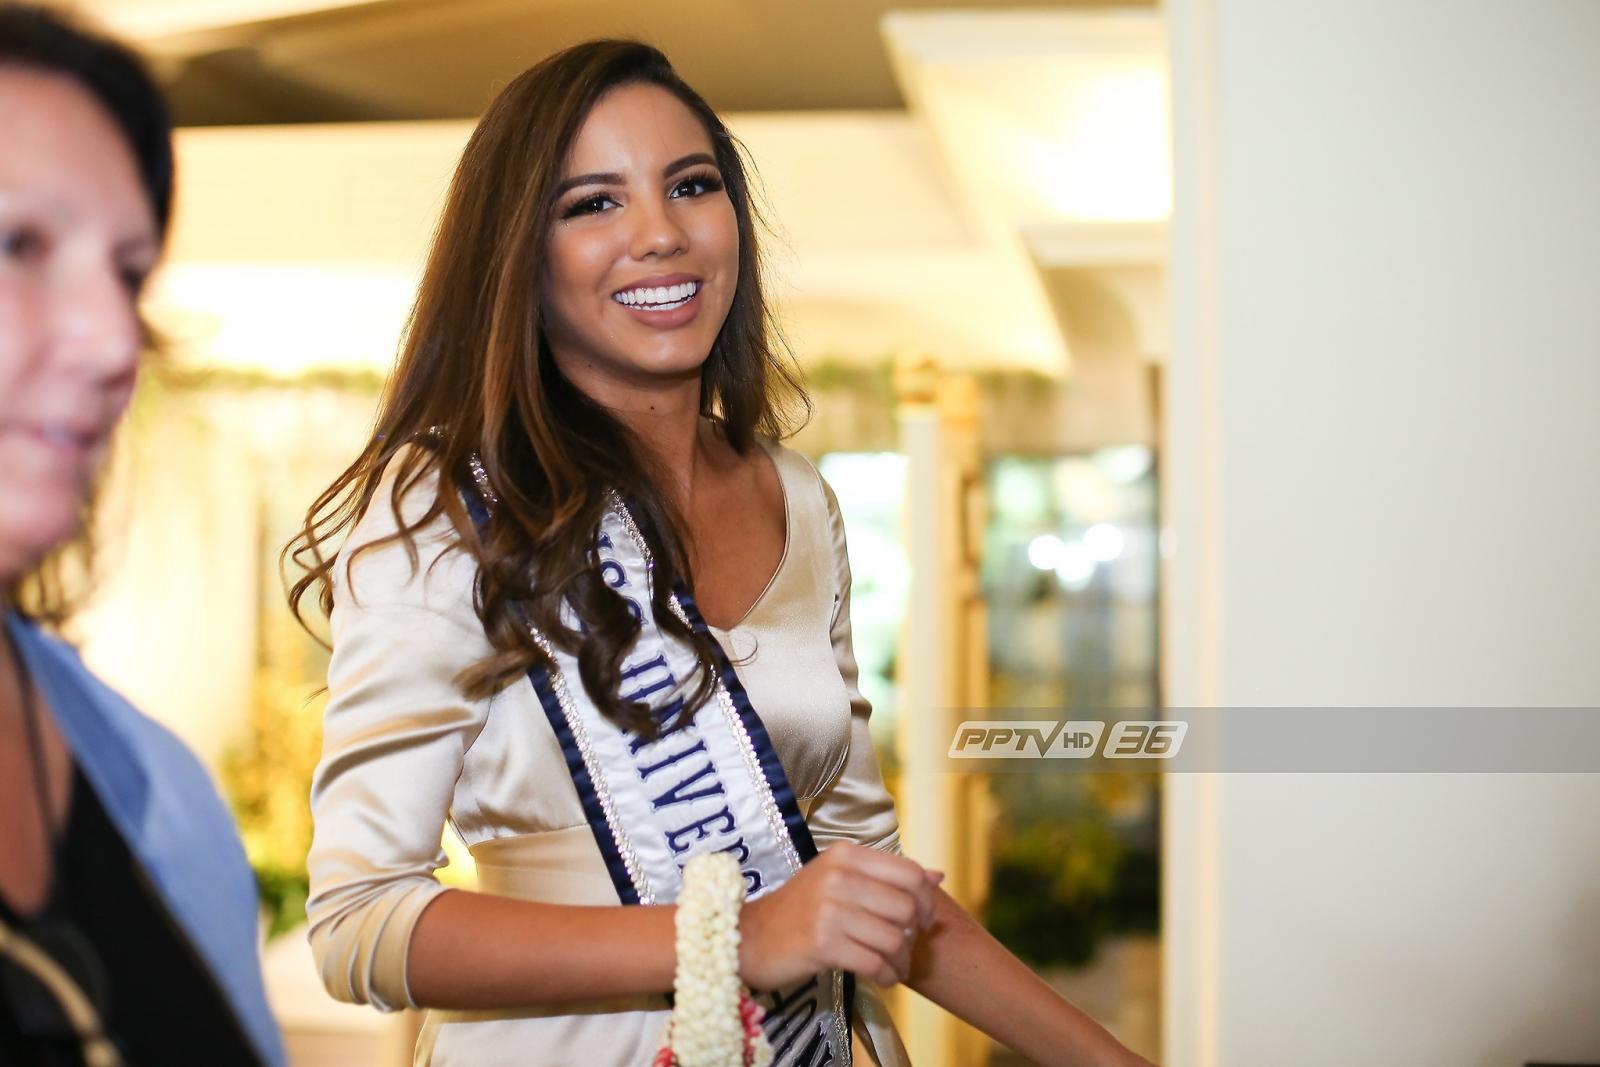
[810,467,1151,1064]
[908,887,1157,1067]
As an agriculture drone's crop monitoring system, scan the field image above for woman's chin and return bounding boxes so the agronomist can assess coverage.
[630,338,719,377]
[595,349,713,389]
[0,490,89,584]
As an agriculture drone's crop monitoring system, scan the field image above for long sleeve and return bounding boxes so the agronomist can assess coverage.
[304,460,492,1011]
[802,474,903,856]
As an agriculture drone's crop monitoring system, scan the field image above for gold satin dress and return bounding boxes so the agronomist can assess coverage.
[305,438,912,1066]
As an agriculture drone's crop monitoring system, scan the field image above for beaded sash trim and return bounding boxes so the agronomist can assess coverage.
[461,468,853,1065]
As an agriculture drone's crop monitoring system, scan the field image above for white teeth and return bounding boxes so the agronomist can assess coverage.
[615,281,699,308]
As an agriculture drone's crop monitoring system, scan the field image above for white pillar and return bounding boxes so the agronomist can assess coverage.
[895,364,994,1067]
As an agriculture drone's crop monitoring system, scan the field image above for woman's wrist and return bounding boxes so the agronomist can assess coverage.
[733,891,768,988]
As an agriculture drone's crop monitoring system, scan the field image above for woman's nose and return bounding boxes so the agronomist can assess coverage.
[628,195,688,260]
[54,263,142,389]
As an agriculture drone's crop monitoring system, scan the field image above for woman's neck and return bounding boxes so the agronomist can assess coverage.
[589,377,732,510]
[623,407,727,510]
[547,346,724,504]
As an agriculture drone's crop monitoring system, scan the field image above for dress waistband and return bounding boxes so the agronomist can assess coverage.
[470,800,819,906]
[469,824,621,907]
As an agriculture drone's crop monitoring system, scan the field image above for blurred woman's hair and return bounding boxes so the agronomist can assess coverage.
[286,40,808,740]
[1,3,174,624]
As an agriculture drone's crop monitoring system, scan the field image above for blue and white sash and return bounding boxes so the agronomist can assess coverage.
[463,470,855,1066]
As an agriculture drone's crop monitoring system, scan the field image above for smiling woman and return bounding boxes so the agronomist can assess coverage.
[288,37,1151,1067]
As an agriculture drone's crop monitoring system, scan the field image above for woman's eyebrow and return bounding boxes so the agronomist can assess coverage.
[0,184,72,220]
[663,151,716,176]
[553,152,719,197]
[553,171,622,197]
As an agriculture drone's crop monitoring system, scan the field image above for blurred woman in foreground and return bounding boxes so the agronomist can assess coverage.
[0,5,283,1064]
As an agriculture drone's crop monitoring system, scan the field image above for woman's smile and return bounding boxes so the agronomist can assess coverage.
[611,273,703,327]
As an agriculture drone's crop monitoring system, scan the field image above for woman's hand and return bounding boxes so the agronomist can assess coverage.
[736,841,944,990]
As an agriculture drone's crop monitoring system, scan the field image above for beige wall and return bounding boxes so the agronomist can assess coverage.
[1163,1,1600,1064]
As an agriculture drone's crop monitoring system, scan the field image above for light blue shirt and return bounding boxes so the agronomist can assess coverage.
[6,612,286,1067]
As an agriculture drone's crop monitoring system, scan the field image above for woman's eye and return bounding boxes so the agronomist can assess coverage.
[0,226,47,263]
[119,266,150,295]
[672,173,724,199]
[563,193,617,218]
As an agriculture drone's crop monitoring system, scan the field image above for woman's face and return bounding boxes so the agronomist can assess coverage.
[541,82,740,405]
[0,67,156,584]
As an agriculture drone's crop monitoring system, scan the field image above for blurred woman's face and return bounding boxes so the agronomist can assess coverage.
[0,67,156,585]
[541,82,739,406]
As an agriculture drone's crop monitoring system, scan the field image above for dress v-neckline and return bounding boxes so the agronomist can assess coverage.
[706,437,791,634]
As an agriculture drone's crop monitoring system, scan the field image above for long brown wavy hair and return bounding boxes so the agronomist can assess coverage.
[286,40,807,740]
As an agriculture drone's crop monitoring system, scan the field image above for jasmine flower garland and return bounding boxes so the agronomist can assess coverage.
[653,851,773,1067]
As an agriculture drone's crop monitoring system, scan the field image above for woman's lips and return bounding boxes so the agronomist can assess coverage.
[612,284,703,329]
[10,423,104,471]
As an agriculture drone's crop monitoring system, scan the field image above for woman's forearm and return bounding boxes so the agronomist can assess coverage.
[406,889,679,1008]
[907,887,1155,1067]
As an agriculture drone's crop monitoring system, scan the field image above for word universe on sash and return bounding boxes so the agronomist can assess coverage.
[511,498,853,1066]
[615,641,846,1066]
